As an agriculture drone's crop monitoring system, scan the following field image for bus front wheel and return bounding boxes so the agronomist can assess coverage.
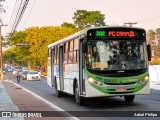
[74,82,85,106]
[124,95,135,102]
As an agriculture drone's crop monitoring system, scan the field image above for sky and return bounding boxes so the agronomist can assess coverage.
[1,0,160,36]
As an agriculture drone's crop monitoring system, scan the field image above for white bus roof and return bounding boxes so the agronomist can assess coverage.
[48,27,89,49]
[48,26,145,49]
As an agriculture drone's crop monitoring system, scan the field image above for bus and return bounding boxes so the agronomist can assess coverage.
[47,26,151,105]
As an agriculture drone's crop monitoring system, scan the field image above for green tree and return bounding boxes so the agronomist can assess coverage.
[2,48,17,65]
[5,26,79,69]
[155,28,160,57]
[9,31,26,45]
[147,29,156,56]
[25,26,79,68]
[72,10,106,29]
[8,31,30,66]
[61,22,76,28]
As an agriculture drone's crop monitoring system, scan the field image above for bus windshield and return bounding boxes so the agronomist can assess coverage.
[87,40,147,71]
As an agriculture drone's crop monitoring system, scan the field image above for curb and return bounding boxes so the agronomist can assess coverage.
[7,80,79,120]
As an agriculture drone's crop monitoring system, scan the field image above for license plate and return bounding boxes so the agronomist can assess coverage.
[32,76,38,79]
[116,87,126,92]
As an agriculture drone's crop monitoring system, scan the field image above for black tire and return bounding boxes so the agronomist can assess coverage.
[74,82,85,106]
[55,77,62,97]
[124,95,135,102]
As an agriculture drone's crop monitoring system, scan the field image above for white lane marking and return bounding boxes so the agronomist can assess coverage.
[8,80,79,120]
[146,100,160,105]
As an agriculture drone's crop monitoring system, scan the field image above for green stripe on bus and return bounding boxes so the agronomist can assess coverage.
[85,69,148,94]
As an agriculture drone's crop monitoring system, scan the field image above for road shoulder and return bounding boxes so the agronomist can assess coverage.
[2,80,76,120]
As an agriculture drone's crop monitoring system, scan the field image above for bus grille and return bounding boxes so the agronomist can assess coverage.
[104,82,136,85]
[108,91,133,94]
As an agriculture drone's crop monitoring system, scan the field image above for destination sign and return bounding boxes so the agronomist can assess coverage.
[108,31,135,37]
[87,28,146,39]
[95,30,135,37]
[95,31,106,37]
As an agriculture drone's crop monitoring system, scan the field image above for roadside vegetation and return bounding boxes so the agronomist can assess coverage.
[3,10,160,74]
[3,10,106,74]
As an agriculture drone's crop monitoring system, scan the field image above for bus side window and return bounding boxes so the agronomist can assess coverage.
[56,46,59,64]
[64,43,69,63]
[48,49,51,66]
[54,47,57,64]
[65,42,69,52]
[70,40,74,51]
[69,40,74,63]
[74,38,79,50]
[73,51,77,62]
[73,38,79,62]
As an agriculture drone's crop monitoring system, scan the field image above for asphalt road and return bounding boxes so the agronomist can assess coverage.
[5,72,160,120]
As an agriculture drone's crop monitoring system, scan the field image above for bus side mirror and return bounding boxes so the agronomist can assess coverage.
[147,44,152,61]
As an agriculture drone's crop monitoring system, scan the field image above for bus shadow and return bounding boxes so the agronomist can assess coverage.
[65,95,142,110]
[85,97,137,109]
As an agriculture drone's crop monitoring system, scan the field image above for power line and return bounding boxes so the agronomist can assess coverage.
[137,16,160,23]
[9,0,29,37]
[10,0,26,33]
[5,0,18,35]
[7,0,18,26]
[8,0,24,34]
[124,16,160,27]
[21,0,37,30]
[13,0,29,32]
[124,22,137,27]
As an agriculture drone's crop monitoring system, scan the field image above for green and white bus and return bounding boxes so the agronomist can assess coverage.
[47,26,151,105]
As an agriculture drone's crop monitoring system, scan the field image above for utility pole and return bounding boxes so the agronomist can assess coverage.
[0,20,7,81]
[0,1,7,81]
[124,22,137,27]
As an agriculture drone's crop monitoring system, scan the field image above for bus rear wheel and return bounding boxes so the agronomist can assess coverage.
[124,95,135,102]
[74,82,85,106]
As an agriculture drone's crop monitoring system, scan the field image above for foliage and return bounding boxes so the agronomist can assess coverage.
[147,28,160,57]
[147,29,155,44]
[155,28,160,56]
[9,31,26,45]
[3,9,107,69]
[3,26,78,68]
[7,31,30,66]
[61,22,76,28]
[2,48,17,64]
[72,10,106,29]
[25,26,79,68]
[148,57,160,65]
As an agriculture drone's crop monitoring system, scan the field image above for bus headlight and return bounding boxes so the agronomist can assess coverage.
[138,76,149,84]
[143,76,149,82]
[88,77,95,84]
[88,77,106,86]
